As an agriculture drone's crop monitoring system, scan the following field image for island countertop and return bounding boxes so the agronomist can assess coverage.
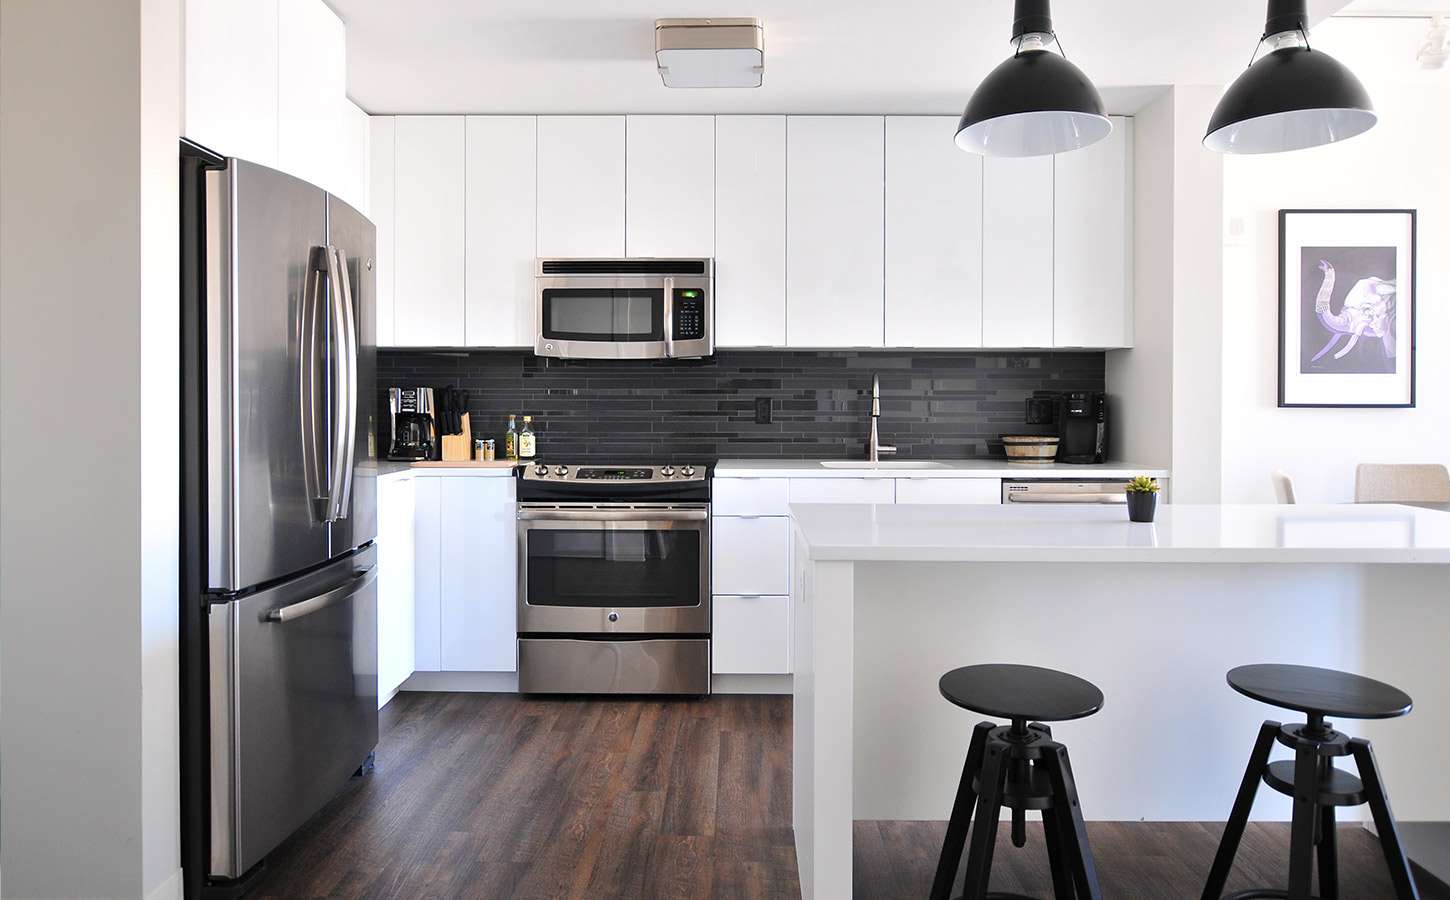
[790,502,1450,564]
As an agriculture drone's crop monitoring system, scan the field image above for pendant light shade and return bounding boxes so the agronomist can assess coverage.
[1205,0,1376,154]
[955,0,1111,157]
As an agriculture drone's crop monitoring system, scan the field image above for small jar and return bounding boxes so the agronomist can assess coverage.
[481,439,496,462]
[473,438,487,461]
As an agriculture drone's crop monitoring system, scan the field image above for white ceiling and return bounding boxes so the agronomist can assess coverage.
[331,0,1351,116]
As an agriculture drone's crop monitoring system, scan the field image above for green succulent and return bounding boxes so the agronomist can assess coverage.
[1125,475,1160,494]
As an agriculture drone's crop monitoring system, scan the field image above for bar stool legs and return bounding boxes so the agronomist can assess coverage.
[930,721,1102,900]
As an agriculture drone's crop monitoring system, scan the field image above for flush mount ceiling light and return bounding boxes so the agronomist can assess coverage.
[1419,15,1447,70]
[655,18,764,88]
[1205,0,1377,154]
[955,0,1111,157]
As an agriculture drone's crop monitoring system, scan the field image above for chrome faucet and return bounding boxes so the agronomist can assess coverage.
[868,373,896,463]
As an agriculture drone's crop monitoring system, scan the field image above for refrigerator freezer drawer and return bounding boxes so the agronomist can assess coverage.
[208,547,378,878]
[518,638,711,695]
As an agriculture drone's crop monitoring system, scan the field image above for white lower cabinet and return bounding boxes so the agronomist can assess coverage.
[895,477,1001,505]
[713,594,791,675]
[412,474,518,676]
[377,474,416,704]
[712,516,791,596]
[788,477,895,504]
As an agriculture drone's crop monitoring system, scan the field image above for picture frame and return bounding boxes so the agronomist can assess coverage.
[1278,209,1417,408]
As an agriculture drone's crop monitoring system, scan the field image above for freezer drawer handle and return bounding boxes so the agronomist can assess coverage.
[266,565,377,623]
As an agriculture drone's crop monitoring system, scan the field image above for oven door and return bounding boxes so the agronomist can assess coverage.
[536,277,667,359]
[517,503,710,634]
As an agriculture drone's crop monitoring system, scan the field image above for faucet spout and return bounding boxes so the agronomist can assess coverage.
[867,373,896,463]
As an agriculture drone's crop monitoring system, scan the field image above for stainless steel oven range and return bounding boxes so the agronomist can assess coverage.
[517,462,711,695]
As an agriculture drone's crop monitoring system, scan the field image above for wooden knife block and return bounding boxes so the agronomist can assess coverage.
[438,412,473,461]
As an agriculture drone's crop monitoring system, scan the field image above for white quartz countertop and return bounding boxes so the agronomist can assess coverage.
[714,459,1169,479]
[790,502,1450,564]
[375,463,517,480]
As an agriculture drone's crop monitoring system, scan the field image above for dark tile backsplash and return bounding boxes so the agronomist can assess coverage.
[377,349,1104,465]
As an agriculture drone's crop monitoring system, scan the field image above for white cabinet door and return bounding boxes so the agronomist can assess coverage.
[440,477,518,672]
[369,117,396,346]
[711,477,790,517]
[394,116,466,346]
[412,475,442,672]
[1054,116,1133,348]
[788,478,895,504]
[983,155,1054,348]
[465,116,537,347]
[713,595,791,674]
[786,117,885,348]
[885,117,984,348]
[626,116,714,257]
[183,0,278,167]
[712,517,791,596]
[336,100,371,217]
[537,116,626,258]
[276,0,346,196]
[894,478,1001,505]
[376,475,415,703]
[715,116,787,347]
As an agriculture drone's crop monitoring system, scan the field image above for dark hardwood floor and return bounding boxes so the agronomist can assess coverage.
[248,692,1440,899]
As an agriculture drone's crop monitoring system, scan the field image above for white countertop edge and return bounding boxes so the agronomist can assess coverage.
[714,459,1169,479]
[376,465,517,480]
[798,545,1450,564]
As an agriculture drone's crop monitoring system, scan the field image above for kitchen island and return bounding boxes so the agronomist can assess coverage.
[789,502,1450,899]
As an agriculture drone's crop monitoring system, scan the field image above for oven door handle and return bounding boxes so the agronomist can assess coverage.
[517,507,709,522]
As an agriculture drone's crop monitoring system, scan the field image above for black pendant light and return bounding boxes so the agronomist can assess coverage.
[1205,0,1376,154]
[955,0,1111,157]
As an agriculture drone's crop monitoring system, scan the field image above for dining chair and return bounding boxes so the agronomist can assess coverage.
[1270,470,1297,505]
[1354,464,1450,503]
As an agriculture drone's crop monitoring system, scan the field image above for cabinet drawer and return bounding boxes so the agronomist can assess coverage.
[712,517,790,596]
[788,477,895,504]
[712,477,790,516]
[713,595,791,675]
[895,478,1001,505]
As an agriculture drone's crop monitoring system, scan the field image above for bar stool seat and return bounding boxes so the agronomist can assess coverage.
[1228,663,1412,720]
[931,664,1105,900]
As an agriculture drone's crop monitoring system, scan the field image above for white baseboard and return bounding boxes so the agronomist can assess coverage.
[145,868,184,900]
[712,674,793,695]
[401,671,520,693]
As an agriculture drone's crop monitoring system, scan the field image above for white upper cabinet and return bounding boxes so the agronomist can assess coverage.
[336,100,371,216]
[626,116,715,258]
[715,116,787,348]
[276,0,346,197]
[369,117,396,346]
[393,116,466,346]
[982,155,1054,348]
[786,117,885,348]
[537,116,626,258]
[183,0,279,166]
[465,116,537,347]
[885,117,984,348]
[1054,116,1133,348]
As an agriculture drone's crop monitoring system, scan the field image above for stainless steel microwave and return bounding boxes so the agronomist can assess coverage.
[535,258,713,360]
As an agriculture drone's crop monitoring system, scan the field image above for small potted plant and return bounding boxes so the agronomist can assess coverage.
[1125,476,1160,523]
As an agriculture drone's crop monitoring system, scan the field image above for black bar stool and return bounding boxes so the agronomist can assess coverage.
[930,664,1105,900]
[1202,663,1420,900]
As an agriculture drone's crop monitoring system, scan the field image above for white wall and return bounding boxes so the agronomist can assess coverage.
[1221,22,1450,503]
[1,1,183,897]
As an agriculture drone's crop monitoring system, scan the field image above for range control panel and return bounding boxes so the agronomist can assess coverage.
[521,463,706,483]
[672,288,707,341]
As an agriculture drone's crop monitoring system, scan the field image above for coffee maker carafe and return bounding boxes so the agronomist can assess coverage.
[388,387,436,461]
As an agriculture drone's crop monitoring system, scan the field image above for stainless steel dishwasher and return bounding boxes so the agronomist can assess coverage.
[1001,479,1135,505]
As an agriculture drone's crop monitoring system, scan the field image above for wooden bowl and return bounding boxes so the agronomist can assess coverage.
[1001,435,1060,464]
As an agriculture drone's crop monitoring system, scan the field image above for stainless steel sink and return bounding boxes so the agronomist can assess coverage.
[819,460,950,470]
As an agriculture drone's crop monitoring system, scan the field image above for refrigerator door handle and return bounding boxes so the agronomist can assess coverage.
[324,245,357,522]
[266,564,377,623]
[300,246,330,521]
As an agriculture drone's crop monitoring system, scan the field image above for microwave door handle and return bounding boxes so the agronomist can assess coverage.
[329,245,359,520]
[663,277,675,358]
[300,246,329,522]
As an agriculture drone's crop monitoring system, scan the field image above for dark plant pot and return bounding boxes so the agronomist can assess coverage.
[1126,492,1157,523]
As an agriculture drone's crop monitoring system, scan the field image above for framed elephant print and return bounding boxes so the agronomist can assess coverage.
[1279,209,1417,408]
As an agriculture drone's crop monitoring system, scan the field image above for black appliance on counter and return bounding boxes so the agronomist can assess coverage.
[1025,391,1108,464]
[515,462,711,696]
[387,386,435,461]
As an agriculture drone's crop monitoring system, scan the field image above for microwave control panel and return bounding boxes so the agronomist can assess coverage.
[672,288,707,340]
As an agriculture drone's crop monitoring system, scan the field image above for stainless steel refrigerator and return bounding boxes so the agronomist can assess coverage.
[180,142,378,896]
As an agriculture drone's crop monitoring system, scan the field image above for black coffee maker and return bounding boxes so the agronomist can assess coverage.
[1024,391,1107,464]
[387,387,436,461]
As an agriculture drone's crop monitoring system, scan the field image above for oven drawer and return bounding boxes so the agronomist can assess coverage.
[518,638,711,694]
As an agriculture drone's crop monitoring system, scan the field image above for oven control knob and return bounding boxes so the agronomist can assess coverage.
[682,465,696,477]
[661,465,675,477]
[534,464,548,476]
[554,465,568,477]
[607,611,619,623]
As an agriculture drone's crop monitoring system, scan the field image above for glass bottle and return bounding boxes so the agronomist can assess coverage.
[519,415,537,459]
[504,414,519,461]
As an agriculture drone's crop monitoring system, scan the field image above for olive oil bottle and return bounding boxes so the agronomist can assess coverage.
[519,415,537,459]
[504,414,519,460]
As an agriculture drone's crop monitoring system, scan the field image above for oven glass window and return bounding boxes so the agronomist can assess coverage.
[526,529,700,608]
[541,289,663,342]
